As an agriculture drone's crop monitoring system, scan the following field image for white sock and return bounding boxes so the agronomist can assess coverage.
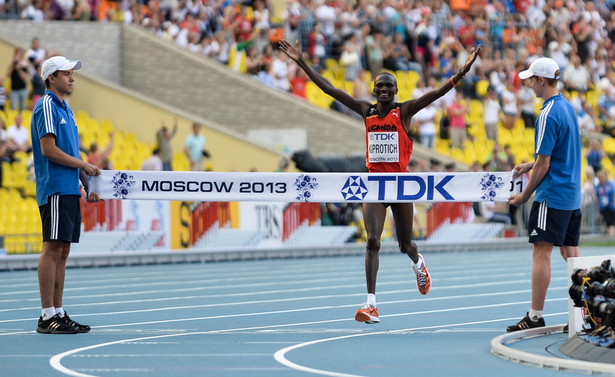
[367,293,376,307]
[42,307,56,320]
[529,309,543,322]
[56,307,65,318]
[412,257,423,270]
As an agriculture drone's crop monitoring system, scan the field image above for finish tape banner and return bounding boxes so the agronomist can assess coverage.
[89,170,526,203]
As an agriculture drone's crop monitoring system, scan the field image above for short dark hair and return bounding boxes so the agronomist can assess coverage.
[44,71,59,89]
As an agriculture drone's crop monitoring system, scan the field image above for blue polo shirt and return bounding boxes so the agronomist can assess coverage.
[31,90,81,206]
[534,93,582,210]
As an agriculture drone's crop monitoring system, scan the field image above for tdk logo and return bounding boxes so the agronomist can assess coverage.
[367,175,455,201]
[341,176,368,200]
[341,175,455,201]
[369,133,397,141]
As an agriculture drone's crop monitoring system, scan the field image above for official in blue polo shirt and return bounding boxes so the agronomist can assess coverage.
[507,57,582,332]
[31,56,101,334]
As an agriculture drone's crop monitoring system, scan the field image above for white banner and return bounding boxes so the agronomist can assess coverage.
[89,170,526,203]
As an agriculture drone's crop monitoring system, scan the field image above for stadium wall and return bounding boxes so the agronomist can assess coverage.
[0,20,122,84]
[69,70,284,172]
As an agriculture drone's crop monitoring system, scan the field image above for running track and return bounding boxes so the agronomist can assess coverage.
[0,246,612,377]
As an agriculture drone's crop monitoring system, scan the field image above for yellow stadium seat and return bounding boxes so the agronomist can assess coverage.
[450,147,465,162]
[603,137,615,155]
[1,162,14,189]
[498,128,512,147]
[475,80,490,98]
[324,58,340,71]
[407,70,421,92]
[322,70,336,83]
[100,119,115,133]
[343,81,354,95]
[585,89,600,110]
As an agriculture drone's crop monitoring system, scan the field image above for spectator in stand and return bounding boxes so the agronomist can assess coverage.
[30,63,46,108]
[578,100,599,136]
[296,0,315,52]
[141,148,163,171]
[288,51,310,99]
[518,78,537,129]
[598,83,615,132]
[585,138,607,174]
[0,119,7,184]
[430,158,442,172]
[281,0,300,46]
[581,165,598,230]
[211,31,230,65]
[411,78,428,99]
[87,131,114,169]
[412,103,437,149]
[448,91,468,150]
[231,5,253,44]
[365,25,383,78]
[483,85,501,141]
[501,79,518,130]
[26,37,46,66]
[7,47,31,112]
[562,53,592,94]
[252,27,271,56]
[314,0,336,57]
[21,0,46,21]
[438,47,455,79]
[245,45,263,76]
[308,22,327,62]
[353,69,373,102]
[156,118,177,171]
[272,49,291,92]
[503,144,516,168]
[546,26,572,73]
[252,0,270,31]
[339,34,362,82]
[6,113,31,156]
[389,32,415,73]
[257,60,275,87]
[595,169,615,236]
[184,122,206,171]
[0,77,6,111]
[485,143,509,171]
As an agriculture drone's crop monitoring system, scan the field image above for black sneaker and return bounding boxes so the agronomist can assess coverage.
[62,311,91,333]
[36,314,78,334]
[506,312,546,333]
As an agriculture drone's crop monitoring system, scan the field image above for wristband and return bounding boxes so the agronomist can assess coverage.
[450,76,458,87]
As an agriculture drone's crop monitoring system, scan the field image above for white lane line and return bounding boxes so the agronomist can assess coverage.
[49,310,566,377]
[0,281,569,326]
[0,265,531,297]
[0,266,529,295]
[0,289,540,324]
[0,283,532,315]
[0,268,531,304]
[272,312,568,377]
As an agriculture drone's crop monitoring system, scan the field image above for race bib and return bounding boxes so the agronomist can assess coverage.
[368,132,399,163]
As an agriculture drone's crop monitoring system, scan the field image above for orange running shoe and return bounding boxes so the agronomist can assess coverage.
[413,253,431,295]
[354,304,380,324]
